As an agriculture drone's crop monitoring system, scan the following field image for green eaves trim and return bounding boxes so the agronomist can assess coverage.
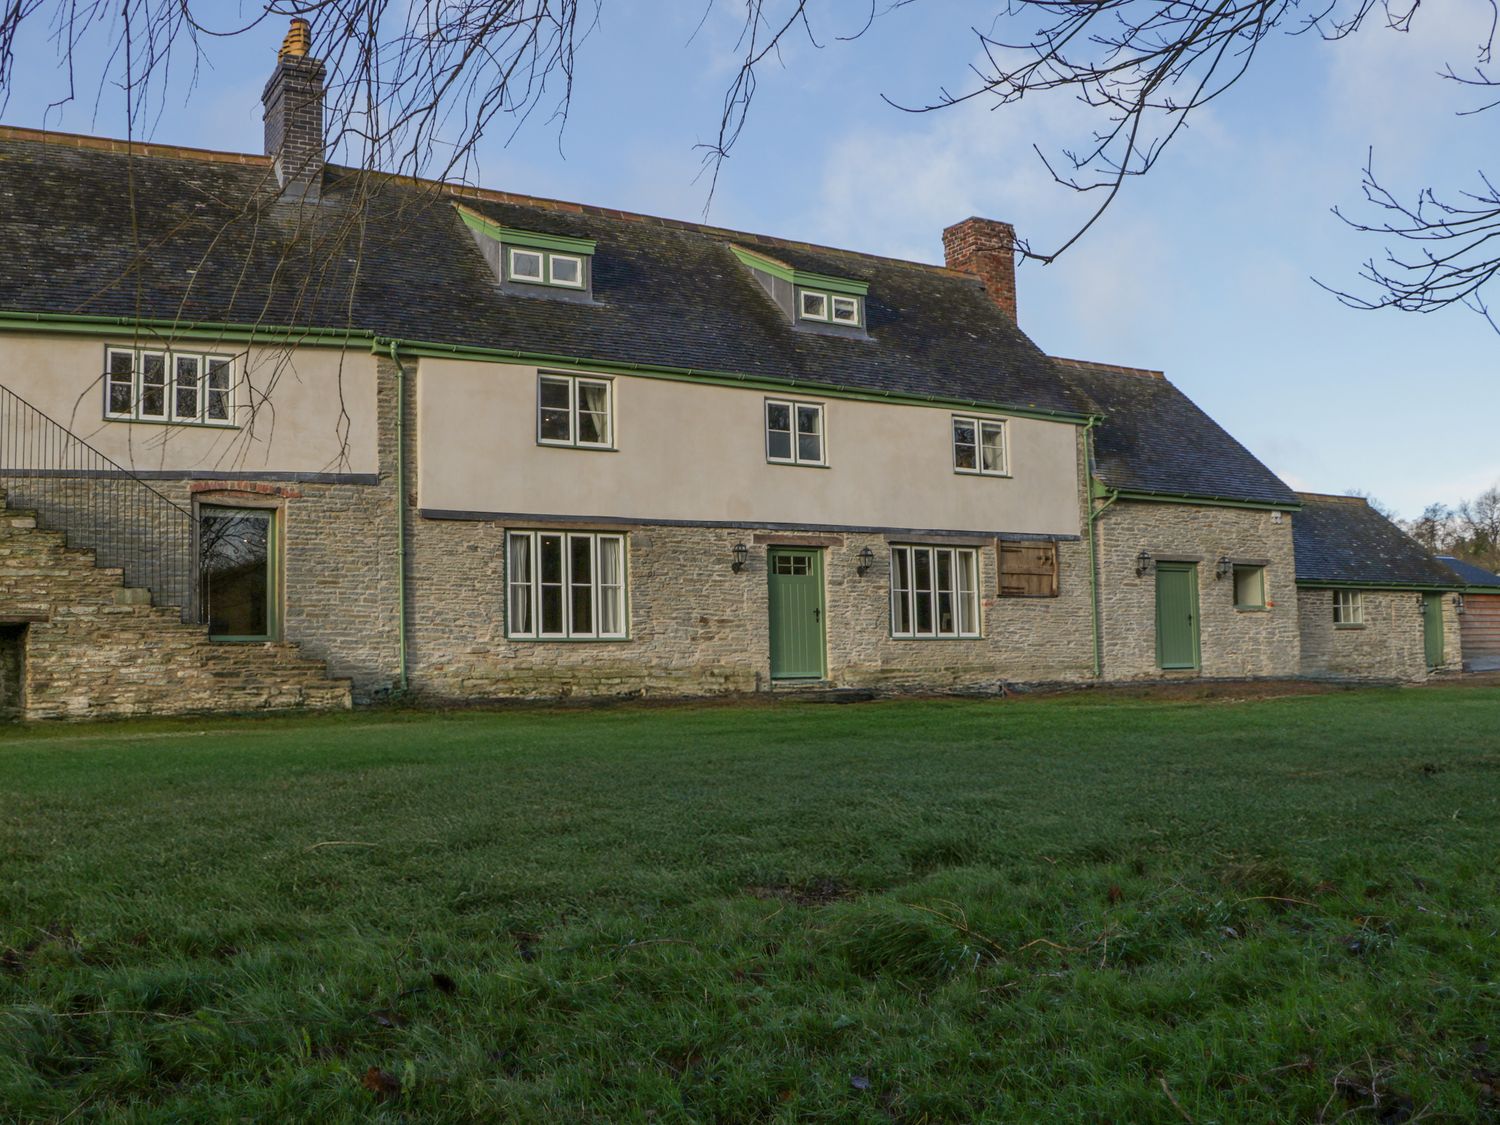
[456,207,596,255]
[0,311,1091,424]
[729,245,869,296]
[374,336,1092,424]
[1104,486,1301,512]
[1306,581,1465,594]
[0,309,365,348]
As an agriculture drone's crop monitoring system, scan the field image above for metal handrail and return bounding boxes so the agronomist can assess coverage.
[0,384,199,622]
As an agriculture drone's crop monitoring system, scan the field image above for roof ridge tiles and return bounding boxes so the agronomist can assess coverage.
[1051,355,1166,380]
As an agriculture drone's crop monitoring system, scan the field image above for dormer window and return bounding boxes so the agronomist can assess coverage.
[731,245,869,334]
[458,203,596,298]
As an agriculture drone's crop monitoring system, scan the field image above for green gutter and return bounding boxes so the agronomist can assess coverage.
[1108,488,1300,512]
[386,341,410,696]
[0,309,365,348]
[1295,579,1462,593]
[1083,417,1115,679]
[0,311,1091,425]
[375,337,1092,425]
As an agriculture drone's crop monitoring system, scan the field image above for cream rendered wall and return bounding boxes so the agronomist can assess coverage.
[0,334,380,475]
[417,358,1082,536]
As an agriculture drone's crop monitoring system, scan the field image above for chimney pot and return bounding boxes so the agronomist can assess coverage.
[943,217,1018,323]
[262,19,326,201]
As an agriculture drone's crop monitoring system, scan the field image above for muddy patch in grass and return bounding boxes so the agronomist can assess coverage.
[744,878,856,907]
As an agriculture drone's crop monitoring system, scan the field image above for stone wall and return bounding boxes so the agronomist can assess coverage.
[1298,587,1463,681]
[1094,500,1300,679]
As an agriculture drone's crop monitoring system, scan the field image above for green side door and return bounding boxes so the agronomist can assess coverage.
[768,548,825,680]
[1155,563,1200,671]
[1423,593,1445,669]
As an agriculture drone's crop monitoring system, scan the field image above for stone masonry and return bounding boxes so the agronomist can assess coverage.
[1298,588,1463,681]
[0,491,350,718]
[1094,500,1301,679]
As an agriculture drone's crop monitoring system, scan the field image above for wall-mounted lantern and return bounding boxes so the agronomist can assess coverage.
[1215,555,1234,580]
[1134,549,1155,579]
[731,542,749,572]
[856,546,876,577]
[1454,593,1466,615]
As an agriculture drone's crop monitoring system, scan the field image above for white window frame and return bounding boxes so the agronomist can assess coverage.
[1333,589,1365,626]
[765,399,826,466]
[952,415,1008,476]
[536,373,614,449]
[104,347,236,427]
[797,290,828,321]
[830,294,862,325]
[547,253,585,288]
[890,544,981,639]
[507,247,545,283]
[506,530,627,640]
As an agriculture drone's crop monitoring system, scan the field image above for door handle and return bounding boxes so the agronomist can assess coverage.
[813,608,821,622]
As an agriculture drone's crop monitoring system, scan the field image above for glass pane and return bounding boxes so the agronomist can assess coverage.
[550,255,582,285]
[598,538,624,635]
[831,296,859,323]
[540,533,565,635]
[175,356,200,420]
[540,378,571,409]
[953,419,976,469]
[797,434,821,462]
[507,535,533,635]
[799,291,827,319]
[796,406,822,462]
[766,402,791,432]
[936,550,955,635]
[914,549,933,634]
[207,390,230,422]
[980,423,1006,473]
[109,351,134,378]
[200,509,271,637]
[510,249,543,279]
[571,584,593,635]
[207,359,231,390]
[958,551,977,634]
[539,535,564,583]
[577,382,610,444]
[108,382,132,415]
[140,354,166,418]
[540,584,565,634]
[767,430,792,461]
[891,550,911,635]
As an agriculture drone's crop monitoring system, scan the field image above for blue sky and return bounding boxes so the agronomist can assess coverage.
[3,3,1495,516]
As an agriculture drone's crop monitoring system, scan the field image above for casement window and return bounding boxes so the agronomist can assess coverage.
[796,288,863,327]
[507,531,627,639]
[1233,564,1267,610]
[1333,589,1364,626]
[953,416,1008,476]
[199,506,278,641]
[890,544,981,638]
[998,540,1058,598]
[537,373,613,448]
[105,348,234,426]
[507,246,587,289]
[765,399,825,465]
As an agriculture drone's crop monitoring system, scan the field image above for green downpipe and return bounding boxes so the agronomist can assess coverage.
[387,340,410,696]
[1083,417,1117,679]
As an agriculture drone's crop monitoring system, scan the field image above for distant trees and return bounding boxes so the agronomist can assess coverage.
[1390,484,1500,570]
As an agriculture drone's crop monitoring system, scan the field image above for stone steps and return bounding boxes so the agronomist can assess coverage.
[0,491,352,718]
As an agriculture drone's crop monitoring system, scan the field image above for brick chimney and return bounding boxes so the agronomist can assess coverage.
[942,217,1018,322]
[261,18,326,202]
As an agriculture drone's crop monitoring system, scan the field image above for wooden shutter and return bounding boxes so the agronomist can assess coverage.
[997,540,1058,598]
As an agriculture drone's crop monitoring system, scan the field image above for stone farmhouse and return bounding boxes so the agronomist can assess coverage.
[0,23,1474,718]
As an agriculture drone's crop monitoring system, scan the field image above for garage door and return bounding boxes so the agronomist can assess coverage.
[1461,593,1500,670]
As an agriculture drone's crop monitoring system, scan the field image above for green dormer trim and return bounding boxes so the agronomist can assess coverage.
[456,205,597,256]
[729,245,869,296]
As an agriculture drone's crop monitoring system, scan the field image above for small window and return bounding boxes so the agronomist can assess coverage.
[998,541,1058,598]
[507,530,626,639]
[772,555,812,576]
[508,248,544,282]
[830,295,861,325]
[105,347,233,426]
[548,254,584,288]
[200,506,277,640]
[798,291,828,321]
[537,373,612,449]
[891,545,980,638]
[766,399,825,466]
[1334,589,1364,626]
[1233,565,1266,610]
[953,416,1007,476]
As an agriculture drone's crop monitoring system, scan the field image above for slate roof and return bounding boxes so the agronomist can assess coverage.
[1293,494,1462,587]
[0,129,1085,418]
[1437,556,1500,588]
[1053,357,1300,507]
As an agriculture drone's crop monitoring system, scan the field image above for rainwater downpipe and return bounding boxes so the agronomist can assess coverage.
[1083,416,1117,679]
[386,339,410,695]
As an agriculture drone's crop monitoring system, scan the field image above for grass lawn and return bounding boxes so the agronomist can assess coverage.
[2,688,1498,1123]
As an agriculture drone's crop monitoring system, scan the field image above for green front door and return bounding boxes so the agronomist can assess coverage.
[768,549,825,680]
[1155,563,1200,670]
[1423,593,1445,669]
